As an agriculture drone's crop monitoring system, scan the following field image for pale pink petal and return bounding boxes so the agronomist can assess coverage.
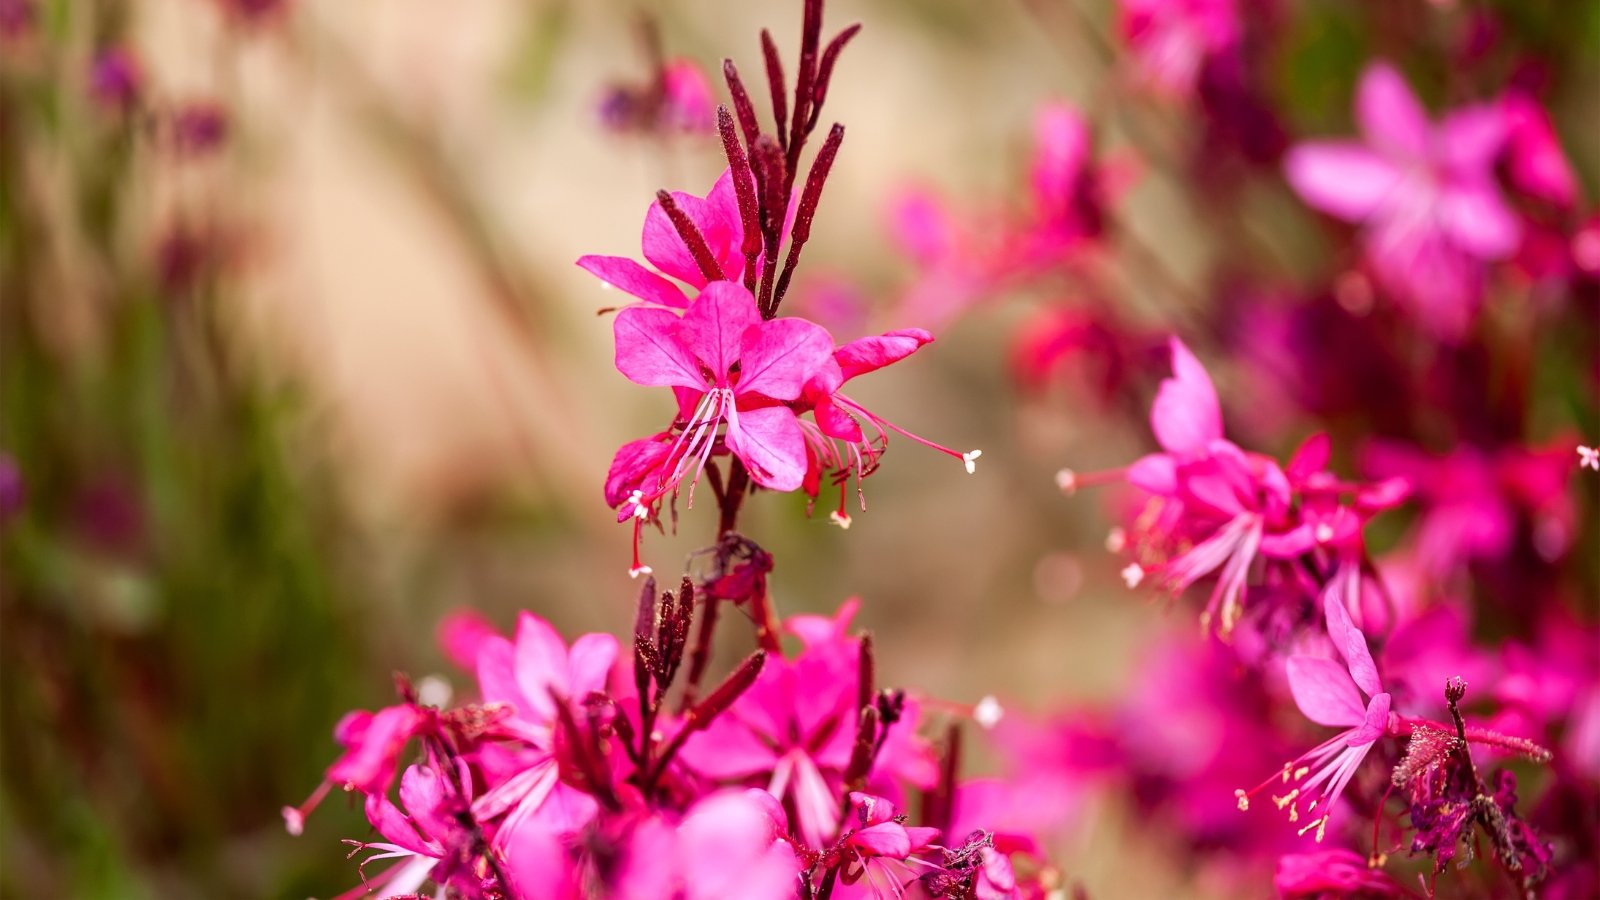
[1285,433,1331,482]
[614,307,705,389]
[1438,181,1521,260]
[834,329,935,382]
[791,753,842,848]
[576,255,689,308]
[1284,142,1402,222]
[399,763,452,839]
[682,282,762,381]
[1355,62,1431,159]
[364,792,439,857]
[737,318,836,401]
[851,822,912,858]
[1322,589,1382,698]
[1347,692,1391,746]
[566,633,620,697]
[1287,656,1367,728]
[1150,337,1223,455]
[513,612,570,724]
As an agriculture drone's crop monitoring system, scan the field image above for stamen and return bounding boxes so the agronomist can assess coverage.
[1234,789,1249,811]
[281,780,332,836]
[829,510,852,529]
[1055,468,1077,494]
[963,449,982,474]
[630,565,653,579]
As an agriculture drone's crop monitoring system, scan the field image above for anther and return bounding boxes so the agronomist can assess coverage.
[1121,563,1144,589]
[1055,468,1077,495]
[829,510,852,530]
[973,695,1004,730]
[1234,789,1249,811]
[962,449,982,474]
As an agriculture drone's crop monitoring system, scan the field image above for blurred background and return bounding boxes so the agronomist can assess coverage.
[1,0,1594,897]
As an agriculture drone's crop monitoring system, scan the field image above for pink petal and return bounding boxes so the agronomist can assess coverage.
[834,329,935,382]
[513,612,569,724]
[1355,62,1431,159]
[791,753,842,848]
[566,633,619,697]
[679,713,781,779]
[702,169,750,279]
[1126,452,1178,496]
[1030,103,1091,210]
[399,763,452,838]
[1322,590,1383,697]
[682,282,762,382]
[738,318,836,401]
[886,187,954,264]
[726,405,808,491]
[575,255,689,308]
[364,792,438,857]
[851,822,912,858]
[604,436,673,508]
[1438,182,1521,260]
[814,397,864,442]
[642,190,725,286]
[613,307,705,389]
[1285,433,1331,482]
[1287,656,1367,728]
[437,608,499,672]
[1347,692,1391,746]
[1284,142,1402,222]
[475,635,522,710]
[1437,104,1508,174]
[1150,337,1223,456]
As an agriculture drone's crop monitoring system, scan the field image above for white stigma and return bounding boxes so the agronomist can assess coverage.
[1314,523,1334,543]
[281,807,305,837]
[415,675,452,709]
[1054,468,1077,495]
[1121,563,1145,589]
[1579,445,1600,470]
[629,565,653,579]
[1105,527,1127,553]
[973,695,1004,730]
[962,449,982,474]
[829,510,853,530]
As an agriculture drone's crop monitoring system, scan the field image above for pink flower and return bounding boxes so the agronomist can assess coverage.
[1285,62,1520,340]
[1502,92,1580,210]
[833,792,942,898]
[346,761,481,899]
[1119,0,1240,97]
[577,168,788,309]
[679,601,937,848]
[282,702,431,836]
[469,612,618,844]
[611,281,835,524]
[611,790,801,900]
[1238,592,1393,842]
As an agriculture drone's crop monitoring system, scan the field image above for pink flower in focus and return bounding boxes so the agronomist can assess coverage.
[1238,592,1394,842]
[832,792,942,898]
[610,282,835,555]
[1285,62,1520,340]
[1119,0,1240,96]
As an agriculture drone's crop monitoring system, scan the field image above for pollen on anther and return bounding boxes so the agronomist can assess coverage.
[963,449,982,474]
[281,806,305,836]
[829,510,852,530]
[1234,789,1249,811]
[1055,468,1077,495]
[1121,563,1144,589]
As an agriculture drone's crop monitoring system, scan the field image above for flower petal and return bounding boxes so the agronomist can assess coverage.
[1150,337,1223,456]
[576,255,689,308]
[1355,62,1430,159]
[737,318,836,401]
[682,282,762,382]
[725,405,808,491]
[834,329,935,382]
[567,633,619,697]
[1438,181,1521,260]
[614,307,705,389]
[1347,692,1391,746]
[643,190,725,286]
[1126,452,1178,496]
[513,612,570,725]
[1323,588,1383,698]
[1287,656,1367,728]
[1284,142,1402,222]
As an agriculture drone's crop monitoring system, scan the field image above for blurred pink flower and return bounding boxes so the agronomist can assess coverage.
[1273,848,1401,898]
[1285,62,1520,340]
[1119,0,1240,96]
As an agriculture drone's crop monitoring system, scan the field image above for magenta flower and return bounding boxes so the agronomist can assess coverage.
[1118,0,1240,97]
[281,702,431,836]
[678,601,937,849]
[578,168,787,309]
[611,282,834,539]
[1238,592,1393,842]
[1285,62,1521,340]
[346,762,481,898]
[469,612,618,841]
[832,792,942,898]
[1502,92,1580,210]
